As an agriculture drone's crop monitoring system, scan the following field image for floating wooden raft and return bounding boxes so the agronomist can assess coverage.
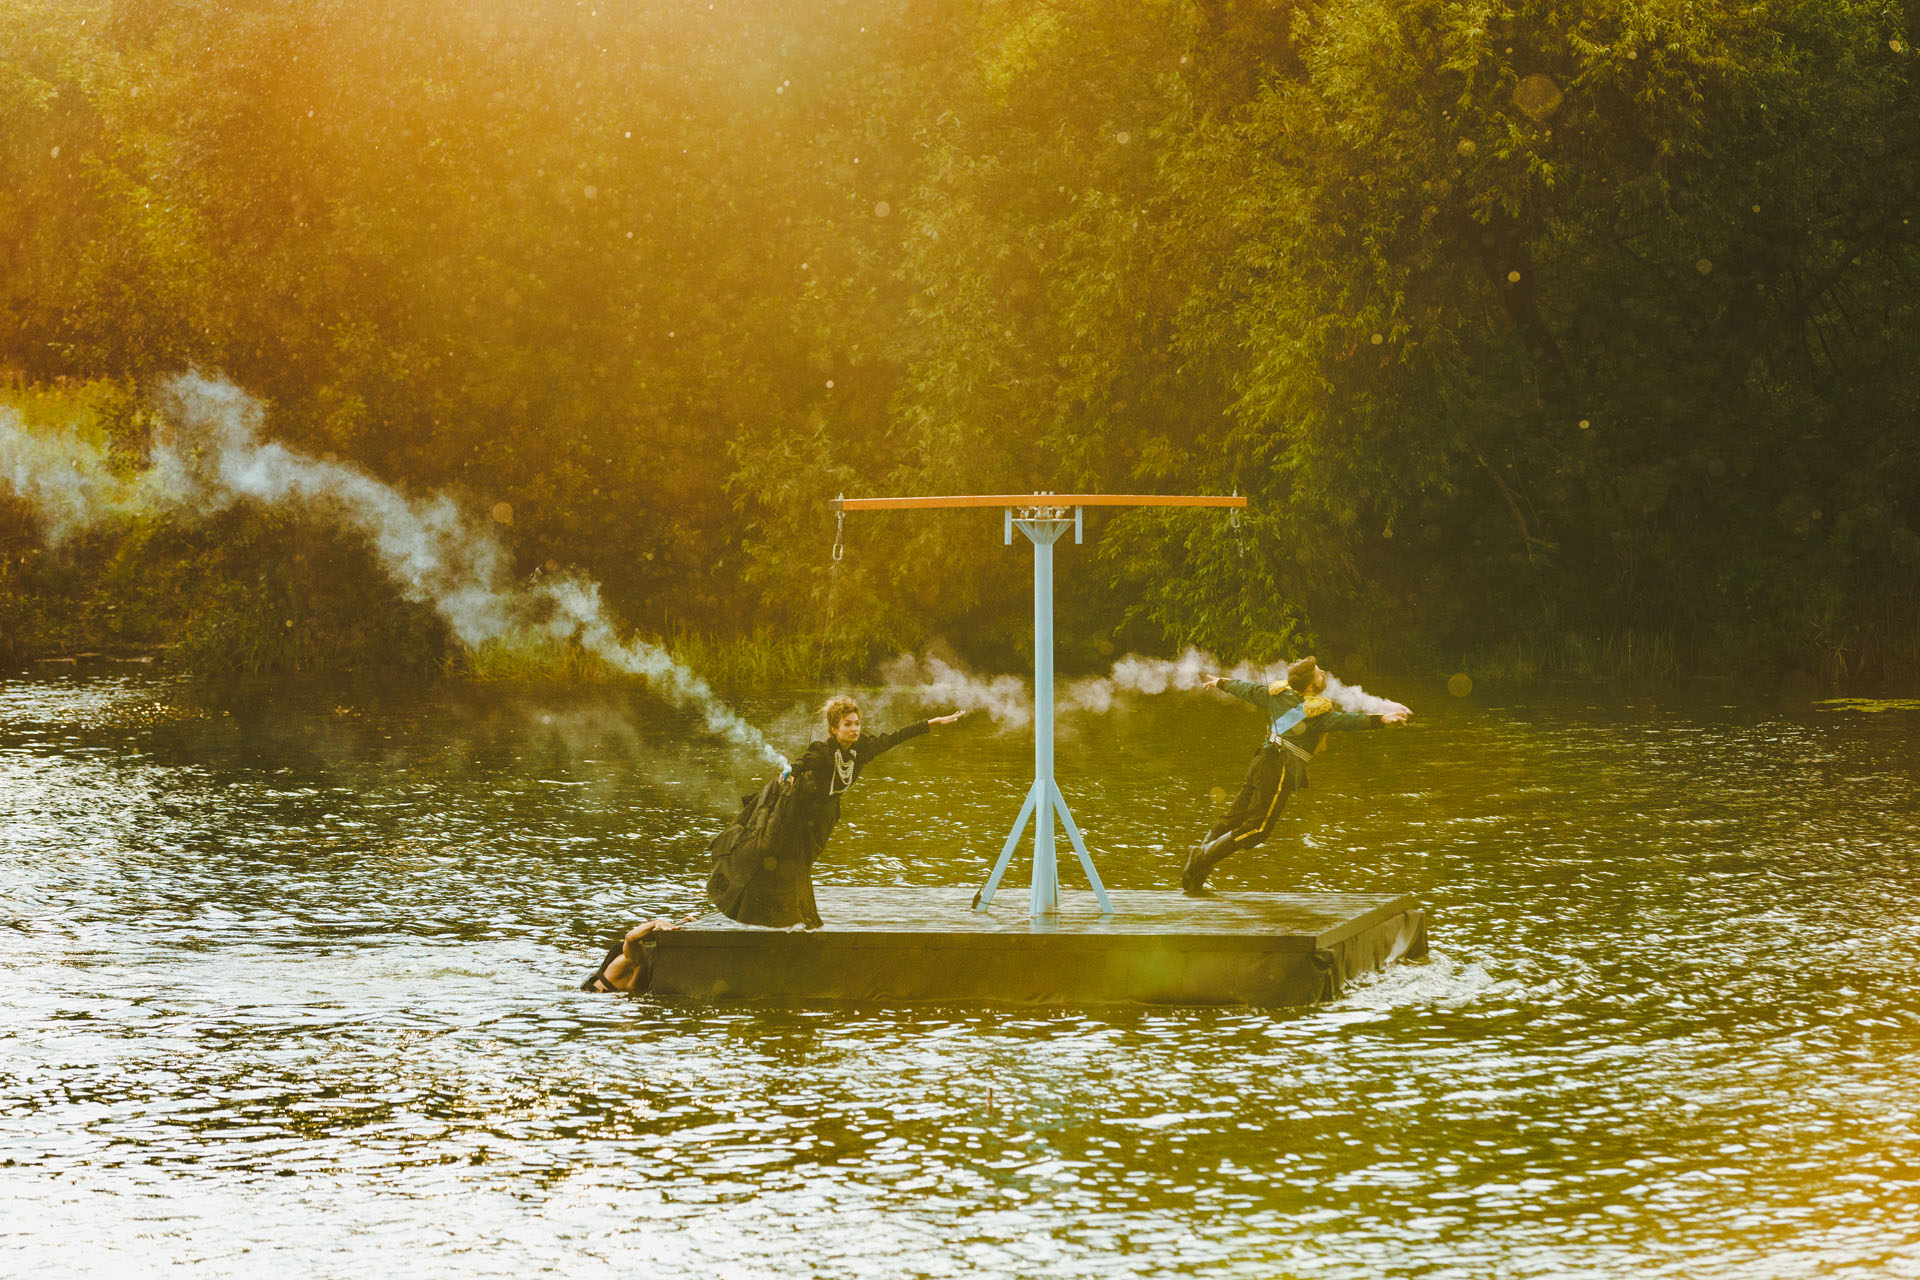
[643,887,1426,1007]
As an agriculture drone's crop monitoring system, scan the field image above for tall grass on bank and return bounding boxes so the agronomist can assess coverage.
[460,628,827,687]
[1463,630,1684,684]
[1462,620,1920,687]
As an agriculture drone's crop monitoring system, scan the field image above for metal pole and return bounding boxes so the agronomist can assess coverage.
[836,493,1242,919]
[973,508,1110,917]
[1031,524,1058,915]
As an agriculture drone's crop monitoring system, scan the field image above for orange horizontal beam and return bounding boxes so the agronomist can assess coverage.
[833,493,1246,511]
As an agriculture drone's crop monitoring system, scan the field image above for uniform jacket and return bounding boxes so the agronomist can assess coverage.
[1219,678,1382,783]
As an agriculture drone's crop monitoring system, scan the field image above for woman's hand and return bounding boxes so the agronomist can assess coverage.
[1382,707,1412,725]
[1200,675,1223,690]
[928,709,968,726]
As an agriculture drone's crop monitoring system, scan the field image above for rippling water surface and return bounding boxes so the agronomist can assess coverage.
[4,673,1918,1278]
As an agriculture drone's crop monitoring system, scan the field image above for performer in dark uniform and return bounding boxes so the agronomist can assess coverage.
[705,696,966,929]
[1182,656,1410,894]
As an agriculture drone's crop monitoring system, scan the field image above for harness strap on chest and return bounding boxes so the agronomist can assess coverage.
[1267,695,1331,751]
[1267,705,1309,740]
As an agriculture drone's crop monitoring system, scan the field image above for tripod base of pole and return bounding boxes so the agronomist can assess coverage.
[974,777,1113,915]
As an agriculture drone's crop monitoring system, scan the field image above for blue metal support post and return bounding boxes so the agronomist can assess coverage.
[834,490,1243,921]
[974,504,1113,917]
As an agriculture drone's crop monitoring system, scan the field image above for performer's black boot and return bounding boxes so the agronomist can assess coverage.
[1179,844,1207,894]
[1181,833,1238,895]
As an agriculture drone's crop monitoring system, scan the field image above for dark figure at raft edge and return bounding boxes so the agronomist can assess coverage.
[706,696,967,930]
[1182,656,1411,895]
[581,919,679,993]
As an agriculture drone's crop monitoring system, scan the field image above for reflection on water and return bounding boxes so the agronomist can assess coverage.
[4,673,1919,1278]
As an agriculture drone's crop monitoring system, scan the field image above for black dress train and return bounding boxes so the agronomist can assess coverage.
[704,720,930,928]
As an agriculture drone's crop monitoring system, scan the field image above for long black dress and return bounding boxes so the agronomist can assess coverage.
[704,720,930,928]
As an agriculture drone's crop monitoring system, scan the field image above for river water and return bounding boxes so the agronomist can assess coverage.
[2,672,1917,1278]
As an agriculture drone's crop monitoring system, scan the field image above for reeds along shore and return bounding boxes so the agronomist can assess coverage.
[5,383,1917,689]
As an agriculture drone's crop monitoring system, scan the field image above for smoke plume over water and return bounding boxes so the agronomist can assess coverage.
[3,374,1410,764]
[875,648,1410,728]
[0,375,789,769]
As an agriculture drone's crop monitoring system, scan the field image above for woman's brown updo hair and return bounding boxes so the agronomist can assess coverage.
[821,695,860,731]
[1285,656,1322,694]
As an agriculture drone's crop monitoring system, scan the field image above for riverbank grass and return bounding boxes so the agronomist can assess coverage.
[460,629,827,687]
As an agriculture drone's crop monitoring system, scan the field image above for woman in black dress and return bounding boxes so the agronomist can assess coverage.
[705,695,966,928]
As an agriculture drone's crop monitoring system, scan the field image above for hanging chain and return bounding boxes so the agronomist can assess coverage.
[1231,487,1246,557]
[820,499,846,678]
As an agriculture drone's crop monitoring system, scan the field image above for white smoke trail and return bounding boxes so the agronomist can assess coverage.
[539,576,785,767]
[1060,647,1260,713]
[4,377,1409,753]
[0,406,195,543]
[1319,672,1412,717]
[1064,650,1408,716]
[874,652,1033,727]
[0,374,790,769]
[871,646,1410,725]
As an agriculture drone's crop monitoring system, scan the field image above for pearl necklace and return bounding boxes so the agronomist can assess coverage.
[831,748,856,793]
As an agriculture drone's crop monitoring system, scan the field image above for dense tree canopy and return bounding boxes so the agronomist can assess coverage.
[3,0,1915,680]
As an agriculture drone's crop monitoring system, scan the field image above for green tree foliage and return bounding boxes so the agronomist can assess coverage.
[2,0,1915,680]
[1168,0,1920,676]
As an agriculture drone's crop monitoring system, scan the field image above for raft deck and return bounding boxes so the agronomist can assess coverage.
[644,887,1426,1007]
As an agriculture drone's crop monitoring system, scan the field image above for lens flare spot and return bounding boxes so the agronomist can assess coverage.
[1513,74,1563,120]
[1447,673,1474,697]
